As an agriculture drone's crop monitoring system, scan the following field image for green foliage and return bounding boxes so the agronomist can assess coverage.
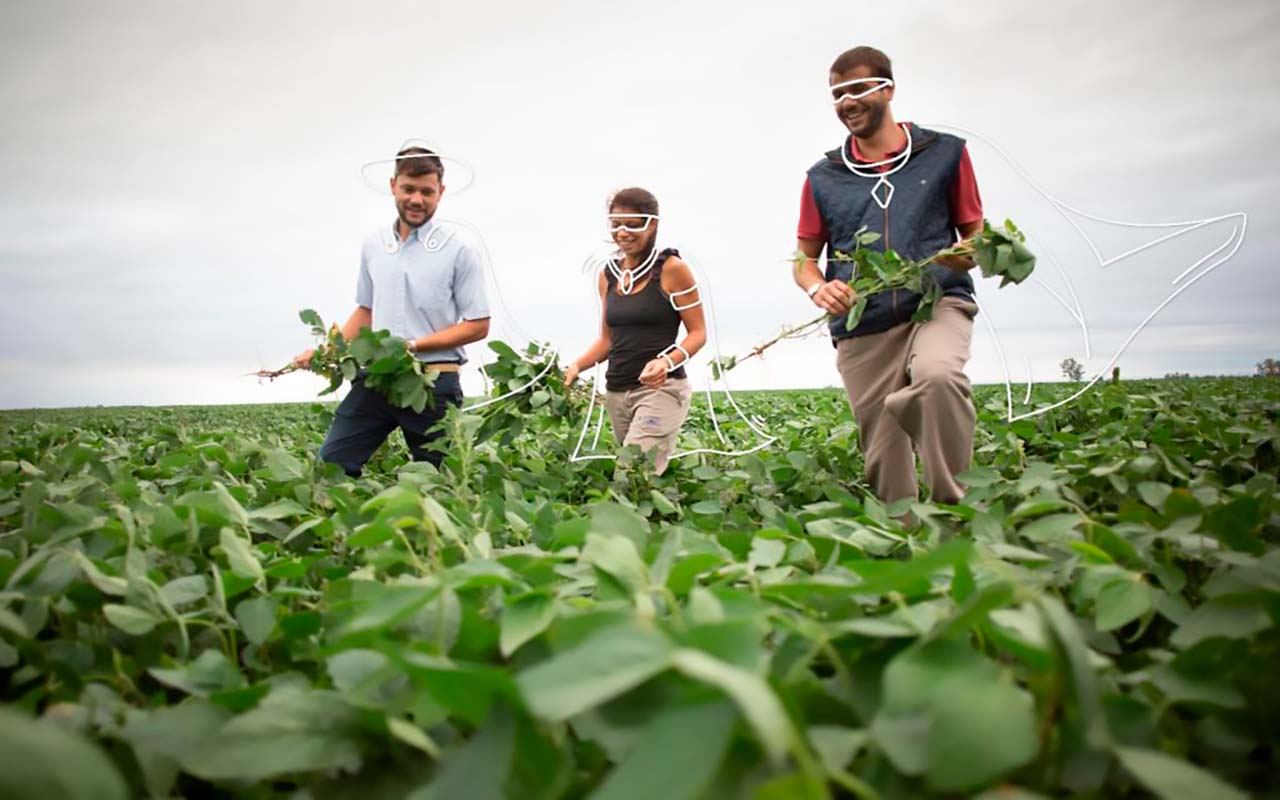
[284,309,439,413]
[714,219,1035,375]
[836,218,1036,331]
[1,376,1277,798]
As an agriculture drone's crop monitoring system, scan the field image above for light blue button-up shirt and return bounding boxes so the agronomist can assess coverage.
[356,218,490,365]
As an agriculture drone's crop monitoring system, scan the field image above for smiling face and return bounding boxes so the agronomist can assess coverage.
[830,64,894,139]
[390,172,443,230]
[608,207,658,260]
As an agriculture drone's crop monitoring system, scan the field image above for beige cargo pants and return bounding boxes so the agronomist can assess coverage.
[604,378,693,474]
[835,296,979,505]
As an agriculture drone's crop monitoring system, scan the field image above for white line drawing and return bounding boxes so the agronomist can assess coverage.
[569,246,777,464]
[830,76,894,105]
[922,123,1248,422]
[840,121,911,211]
[357,137,557,413]
[431,216,559,413]
[360,137,477,198]
[603,218,663,295]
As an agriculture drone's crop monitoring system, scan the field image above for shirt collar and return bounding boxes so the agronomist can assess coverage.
[391,216,438,242]
[849,122,911,163]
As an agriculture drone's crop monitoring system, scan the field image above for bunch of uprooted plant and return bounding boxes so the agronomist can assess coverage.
[251,309,440,413]
[711,218,1037,377]
[250,311,585,422]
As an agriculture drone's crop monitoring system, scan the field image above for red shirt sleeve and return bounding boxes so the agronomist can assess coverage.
[950,146,983,227]
[797,176,827,241]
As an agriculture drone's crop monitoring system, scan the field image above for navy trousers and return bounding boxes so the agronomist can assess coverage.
[318,372,463,476]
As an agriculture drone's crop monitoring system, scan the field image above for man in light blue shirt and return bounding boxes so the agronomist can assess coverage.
[293,146,490,475]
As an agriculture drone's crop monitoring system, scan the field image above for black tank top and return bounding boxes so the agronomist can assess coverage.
[604,248,687,391]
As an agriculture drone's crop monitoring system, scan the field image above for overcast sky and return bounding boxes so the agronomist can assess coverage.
[1,0,1277,410]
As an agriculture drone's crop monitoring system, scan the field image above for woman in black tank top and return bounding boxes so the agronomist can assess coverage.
[563,188,708,473]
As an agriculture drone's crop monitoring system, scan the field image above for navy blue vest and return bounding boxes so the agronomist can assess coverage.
[807,124,975,340]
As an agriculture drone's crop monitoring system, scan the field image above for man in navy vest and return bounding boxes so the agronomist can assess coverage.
[793,46,985,507]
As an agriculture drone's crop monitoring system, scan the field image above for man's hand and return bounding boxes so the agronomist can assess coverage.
[563,362,581,386]
[291,348,316,370]
[810,281,857,315]
[638,358,669,388]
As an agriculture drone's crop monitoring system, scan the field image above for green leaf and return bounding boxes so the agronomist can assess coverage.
[500,592,557,658]
[649,490,678,516]
[809,725,869,775]
[849,539,972,596]
[956,466,1002,488]
[1037,596,1108,749]
[148,649,245,697]
[747,537,787,569]
[409,706,516,800]
[1095,575,1152,631]
[690,499,722,515]
[1136,481,1171,512]
[103,603,161,635]
[0,707,128,800]
[159,575,208,608]
[212,482,249,528]
[516,624,673,720]
[872,639,1038,791]
[219,528,265,585]
[183,688,364,782]
[327,649,390,692]
[1170,595,1272,648]
[589,700,737,800]
[581,533,648,593]
[845,295,868,331]
[262,448,306,482]
[1146,663,1245,709]
[1114,747,1248,800]
[118,703,228,796]
[670,648,793,765]
[1018,513,1081,544]
[70,550,127,596]
[348,520,396,548]
[422,495,464,545]
[235,596,278,646]
[387,717,441,758]
[331,583,439,637]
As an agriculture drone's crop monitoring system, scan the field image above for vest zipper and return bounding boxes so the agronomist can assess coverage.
[884,203,901,321]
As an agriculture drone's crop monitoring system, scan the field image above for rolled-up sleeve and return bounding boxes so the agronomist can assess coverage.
[355,247,374,307]
[453,244,490,321]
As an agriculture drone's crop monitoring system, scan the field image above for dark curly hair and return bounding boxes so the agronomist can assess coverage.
[395,146,445,181]
[608,187,659,216]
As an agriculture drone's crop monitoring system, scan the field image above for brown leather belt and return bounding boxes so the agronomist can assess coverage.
[424,362,461,373]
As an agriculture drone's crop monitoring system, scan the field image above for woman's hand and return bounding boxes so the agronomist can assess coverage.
[292,349,316,370]
[638,358,669,388]
[563,362,581,386]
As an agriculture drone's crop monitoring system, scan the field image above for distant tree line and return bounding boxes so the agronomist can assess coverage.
[1055,358,1278,382]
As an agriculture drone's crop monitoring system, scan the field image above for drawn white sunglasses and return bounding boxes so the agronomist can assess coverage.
[830,77,894,104]
[608,214,659,234]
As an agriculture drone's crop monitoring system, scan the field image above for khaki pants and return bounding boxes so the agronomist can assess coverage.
[604,378,693,474]
[835,296,979,505]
